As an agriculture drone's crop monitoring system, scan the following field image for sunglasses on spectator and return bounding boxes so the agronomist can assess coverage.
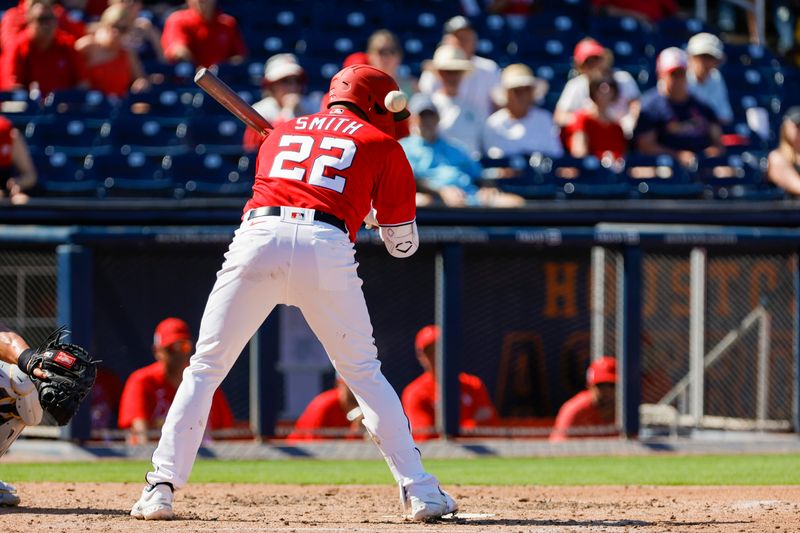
[32,14,57,24]
[375,47,399,56]
[166,339,193,353]
[275,76,302,85]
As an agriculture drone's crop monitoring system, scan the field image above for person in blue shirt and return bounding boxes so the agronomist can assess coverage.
[400,93,523,207]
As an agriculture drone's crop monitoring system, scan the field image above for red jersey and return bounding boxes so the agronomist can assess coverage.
[118,362,234,431]
[245,108,417,241]
[591,0,677,23]
[401,371,497,441]
[549,389,618,441]
[84,49,132,97]
[2,28,86,94]
[286,388,357,441]
[0,2,85,54]
[570,109,628,159]
[0,116,13,169]
[161,8,246,67]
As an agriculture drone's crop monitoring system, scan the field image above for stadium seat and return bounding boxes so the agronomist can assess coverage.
[534,154,630,198]
[186,117,246,156]
[479,154,559,200]
[41,89,116,125]
[163,152,243,184]
[24,118,110,157]
[695,152,784,200]
[105,115,190,156]
[655,17,712,42]
[724,43,780,68]
[117,89,195,126]
[87,152,175,198]
[0,89,43,127]
[33,151,98,197]
[623,154,704,199]
[208,63,260,91]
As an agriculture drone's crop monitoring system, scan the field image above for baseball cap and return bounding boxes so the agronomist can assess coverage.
[784,106,800,124]
[573,38,606,65]
[408,93,438,115]
[586,356,617,386]
[415,325,439,351]
[443,15,472,35]
[431,44,473,72]
[153,317,191,348]
[656,47,688,74]
[687,32,724,59]
[263,53,305,84]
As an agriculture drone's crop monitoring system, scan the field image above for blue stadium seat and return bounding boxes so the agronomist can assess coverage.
[623,154,704,199]
[534,154,630,198]
[508,35,576,64]
[163,152,243,183]
[87,152,175,198]
[695,152,784,200]
[589,15,647,37]
[117,89,195,126]
[41,89,116,126]
[186,117,246,156]
[724,43,780,68]
[0,89,42,126]
[105,116,189,156]
[189,90,258,119]
[243,27,302,59]
[655,17,712,41]
[24,118,110,157]
[33,151,98,197]
[208,63,260,91]
[482,155,559,200]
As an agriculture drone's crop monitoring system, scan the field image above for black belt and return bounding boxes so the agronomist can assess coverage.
[247,206,348,235]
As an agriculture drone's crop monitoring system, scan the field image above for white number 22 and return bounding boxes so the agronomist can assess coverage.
[268,134,356,193]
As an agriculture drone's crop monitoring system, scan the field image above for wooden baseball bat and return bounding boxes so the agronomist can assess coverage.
[193,67,273,136]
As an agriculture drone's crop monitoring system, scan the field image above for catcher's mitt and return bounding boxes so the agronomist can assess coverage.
[17,326,97,426]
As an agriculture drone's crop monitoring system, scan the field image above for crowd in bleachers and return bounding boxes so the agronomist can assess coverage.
[0,0,799,204]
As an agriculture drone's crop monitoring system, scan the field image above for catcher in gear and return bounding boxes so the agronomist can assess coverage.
[0,322,95,506]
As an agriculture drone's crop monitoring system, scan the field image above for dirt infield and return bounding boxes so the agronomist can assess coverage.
[2,483,799,532]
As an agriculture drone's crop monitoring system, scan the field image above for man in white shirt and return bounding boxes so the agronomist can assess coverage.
[482,63,563,158]
[686,32,733,125]
[428,44,487,157]
[419,16,501,121]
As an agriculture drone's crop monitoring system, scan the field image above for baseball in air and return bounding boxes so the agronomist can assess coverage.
[384,91,407,113]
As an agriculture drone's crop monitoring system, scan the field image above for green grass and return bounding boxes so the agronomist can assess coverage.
[3,455,800,485]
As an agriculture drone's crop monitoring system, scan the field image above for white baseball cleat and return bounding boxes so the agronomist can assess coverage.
[0,480,20,507]
[400,483,458,521]
[131,483,174,520]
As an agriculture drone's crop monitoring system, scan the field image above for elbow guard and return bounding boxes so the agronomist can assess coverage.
[379,221,419,258]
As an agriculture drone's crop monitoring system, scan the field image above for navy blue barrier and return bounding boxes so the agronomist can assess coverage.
[1,222,799,440]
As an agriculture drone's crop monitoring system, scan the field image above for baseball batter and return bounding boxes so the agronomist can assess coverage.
[132,64,458,521]
[0,323,45,506]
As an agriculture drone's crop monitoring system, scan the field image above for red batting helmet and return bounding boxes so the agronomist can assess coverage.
[326,64,409,137]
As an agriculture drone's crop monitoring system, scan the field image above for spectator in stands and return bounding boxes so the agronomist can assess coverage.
[567,75,628,160]
[118,317,234,445]
[0,114,37,204]
[419,16,501,122]
[550,356,619,442]
[2,1,88,95]
[242,53,321,152]
[286,377,364,441]
[634,47,724,168]
[686,32,733,125]
[401,93,524,207]
[482,63,563,158]
[591,0,679,26]
[401,325,497,441]
[425,44,487,157]
[365,29,415,139]
[91,366,124,433]
[767,106,800,195]
[1,0,85,54]
[161,0,246,67]
[75,3,149,97]
[554,38,641,138]
[106,0,164,63]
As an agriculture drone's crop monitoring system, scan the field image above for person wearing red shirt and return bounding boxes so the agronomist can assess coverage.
[118,317,234,445]
[132,65,457,522]
[2,2,87,95]
[160,0,246,67]
[401,325,497,441]
[568,76,628,161]
[0,114,37,204]
[592,0,678,25]
[550,356,619,442]
[286,378,364,441]
[0,0,86,54]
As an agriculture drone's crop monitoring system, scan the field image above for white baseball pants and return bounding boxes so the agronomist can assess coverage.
[147,208,437,491]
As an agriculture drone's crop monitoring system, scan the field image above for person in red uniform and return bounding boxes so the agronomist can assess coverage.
[0,0,85,54]
[0,114,37,204]
[401,325,497,441]
[131,65,458,522]
[2,1,87,95]
[286,378,364,441]
[550,356,619,442]
[160,0,246,67]
[75,3,149,97]
[118,317,234,445]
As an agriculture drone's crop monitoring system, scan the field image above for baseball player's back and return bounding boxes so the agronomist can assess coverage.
[134,64,456,522]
